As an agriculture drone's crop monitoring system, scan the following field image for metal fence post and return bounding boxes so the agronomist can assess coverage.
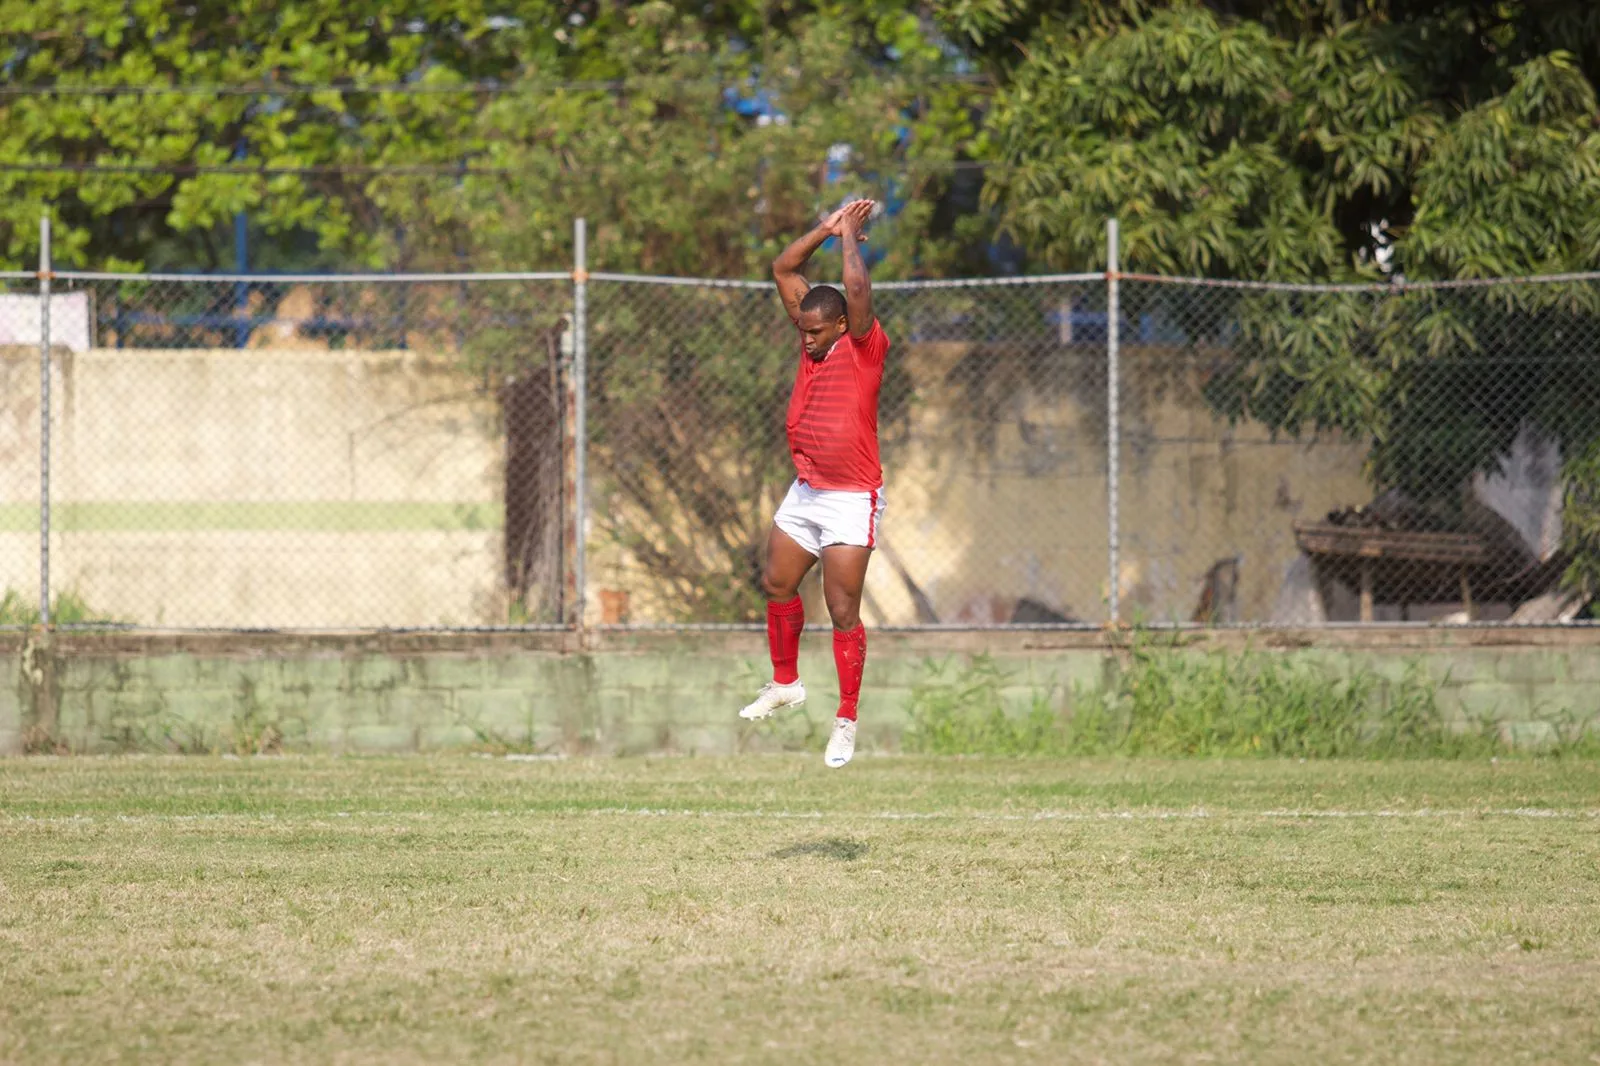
[38,215,52,626]
[1106,218,1120,625]
[233,209,249,349]
[572,218,589,631]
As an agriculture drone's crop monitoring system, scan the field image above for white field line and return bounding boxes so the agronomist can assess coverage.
[3,807,1599,827]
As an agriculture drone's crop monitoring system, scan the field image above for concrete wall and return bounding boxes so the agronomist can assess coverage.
[0,346,504,627]
[4,338,1376,629]
[584,341,1375,627]
[874,344,1372,626]
[4,627,1595,756]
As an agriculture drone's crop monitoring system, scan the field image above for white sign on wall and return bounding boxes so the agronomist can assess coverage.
[0,292,93,353]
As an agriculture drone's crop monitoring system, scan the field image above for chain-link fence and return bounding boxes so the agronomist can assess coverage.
[1118,276,1598,626]
[4,222,1598,629]
[1,271,48,625]
[583,275,1109,627]
[6,267,570,628]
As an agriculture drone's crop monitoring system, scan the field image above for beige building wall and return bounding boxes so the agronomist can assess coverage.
[856,343,1372,627]
[1,348,43,615]
[2,338,1375,630]
[0,346,503,628]
[580,340,1373,627]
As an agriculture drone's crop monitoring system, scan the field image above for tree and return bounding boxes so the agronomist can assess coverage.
[1,0,989,274]
[3,0,984,623]
[414,8,942,620]
[0,0,577,269]
[973,0,1600,601]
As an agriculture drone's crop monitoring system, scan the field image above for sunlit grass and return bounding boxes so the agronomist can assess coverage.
[1,756,1596,1064]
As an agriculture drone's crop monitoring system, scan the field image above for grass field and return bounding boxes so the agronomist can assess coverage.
[2,755,1598,1064]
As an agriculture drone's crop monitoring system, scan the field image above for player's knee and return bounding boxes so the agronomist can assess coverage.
[761,571,798,601]
[825,595,861,630]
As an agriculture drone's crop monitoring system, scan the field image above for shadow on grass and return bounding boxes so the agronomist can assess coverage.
[770,837,870,861]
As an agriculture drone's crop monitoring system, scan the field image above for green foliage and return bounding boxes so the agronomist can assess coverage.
[1,1,989,275]
[1561,438,1600,597]
[979,1,1600,279]
[976,2,1600,585]
[982,6,1380,278]
[1,0,552,269]
[1190,281,1600,528]
[0,588,118,625]
[902,646,1543,759]
[1,2,989,622]
[902,655,1071,756]
[1406,52,1600,280]
[0,588,32,625]
[1076,645,1499,759]
[379,7,986,278]
[12,0,1600,280]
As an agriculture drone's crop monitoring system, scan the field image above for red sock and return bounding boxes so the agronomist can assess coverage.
[767,596,805,684]
[832,625,867,721]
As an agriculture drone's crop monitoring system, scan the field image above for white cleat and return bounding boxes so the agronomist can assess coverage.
[740,679,806,720]
[824,717,857,768]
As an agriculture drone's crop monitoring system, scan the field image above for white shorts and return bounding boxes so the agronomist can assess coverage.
[773,480,886,558]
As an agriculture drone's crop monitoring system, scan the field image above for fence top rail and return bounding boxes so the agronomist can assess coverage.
[588,271,1105,290]
[21,267,1600,290]
[1123,270,1600,292]
[588,272,766,289]
[42,269,1107,288]
[877,273,1104,290]
[52,270,572,284]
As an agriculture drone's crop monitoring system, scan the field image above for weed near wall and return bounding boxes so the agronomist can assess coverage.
[901,643,1587,758]
[1067,644,1498,758]
[900,656,1073,757]
[0,588,119,626]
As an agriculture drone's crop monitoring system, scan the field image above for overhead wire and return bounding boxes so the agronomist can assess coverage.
[0,73,991,98]
[0,160,994,177]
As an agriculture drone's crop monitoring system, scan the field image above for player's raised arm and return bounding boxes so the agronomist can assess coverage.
[771,221,832,325]
[772,204,869,324]
[836,199,876,338]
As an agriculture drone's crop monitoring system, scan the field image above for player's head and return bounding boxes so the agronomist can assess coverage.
[797,285,848,361]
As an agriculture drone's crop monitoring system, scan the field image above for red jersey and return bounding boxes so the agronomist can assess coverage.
[785,319,889,491]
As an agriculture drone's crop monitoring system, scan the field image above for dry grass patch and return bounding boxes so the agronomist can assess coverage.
[0,756,1597,1064]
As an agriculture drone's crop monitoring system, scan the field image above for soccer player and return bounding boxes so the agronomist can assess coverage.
[739,198,888,769]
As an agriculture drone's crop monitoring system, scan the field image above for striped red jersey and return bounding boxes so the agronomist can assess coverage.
[785,319,890,491]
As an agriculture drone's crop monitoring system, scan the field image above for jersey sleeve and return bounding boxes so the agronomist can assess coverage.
[853,319,890,366]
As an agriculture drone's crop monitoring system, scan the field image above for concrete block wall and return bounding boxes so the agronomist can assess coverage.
[2,627,1596,756]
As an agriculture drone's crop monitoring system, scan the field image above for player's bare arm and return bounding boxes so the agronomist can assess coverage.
[771,203,869,323]
[835,199,876,338]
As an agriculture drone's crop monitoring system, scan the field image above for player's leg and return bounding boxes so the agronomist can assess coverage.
[761,522,817,682]
[816,482,881,766]
[820,543,871,711]
[740,489,821,720]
